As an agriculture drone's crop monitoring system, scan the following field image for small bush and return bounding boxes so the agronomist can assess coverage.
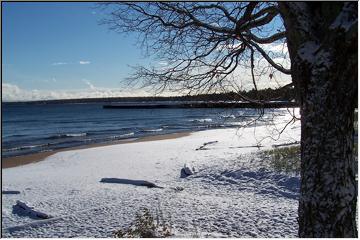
[262,145,301,174]
[114,208,172,238]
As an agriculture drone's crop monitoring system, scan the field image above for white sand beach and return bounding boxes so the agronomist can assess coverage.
[2,111,301,237]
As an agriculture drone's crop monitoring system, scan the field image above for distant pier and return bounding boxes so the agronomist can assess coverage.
[103,101,298,109]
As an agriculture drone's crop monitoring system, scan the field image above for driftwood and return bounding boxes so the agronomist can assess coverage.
[12,201,52,219]
[2,190,20,194]
[100,178,164,189]
[196,141,218,151]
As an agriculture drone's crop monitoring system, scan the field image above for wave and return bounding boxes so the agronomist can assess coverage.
[189,118,213,123]
[120,132,135,137]
[65,133,87,137]
[141,128,163,132]
[47,133,87,139]
[221,114,236,119]
[2,134,27,138]
[208,124,226,128]
[161,125,191,130]
[107,132,135,140]
[3,143,53,152]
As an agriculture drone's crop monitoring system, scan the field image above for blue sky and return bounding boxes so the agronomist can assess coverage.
[2,2,290,101]
[2,2,155,101]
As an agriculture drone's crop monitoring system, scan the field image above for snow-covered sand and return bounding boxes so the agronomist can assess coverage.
[2,110,301,237]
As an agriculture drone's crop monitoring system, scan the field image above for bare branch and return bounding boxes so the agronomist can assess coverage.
[250,48,258,92]
[160,2,234,34]
[245,31,286,44]
[100,2,292,95]
[249,40,292,74]
[238,6,279,32]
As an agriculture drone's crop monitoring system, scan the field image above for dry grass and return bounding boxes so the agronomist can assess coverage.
[114,208,173,238]
[261,146,301,174]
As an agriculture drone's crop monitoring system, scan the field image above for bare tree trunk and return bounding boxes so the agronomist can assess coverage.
[279,2,358,237]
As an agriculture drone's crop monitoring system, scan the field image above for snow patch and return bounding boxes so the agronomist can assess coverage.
[297,41,319,64]
[192,167,299,200]
[330,2,357,32]
[297,41,332,69]
[2,111,301,237]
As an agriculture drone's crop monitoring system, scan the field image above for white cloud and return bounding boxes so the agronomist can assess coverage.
[52,61,91,66]
[52,62,68,66]
[157,61,168,66]
[262,42,289,55]
[225,64,292,92]
[2,83,24,101]
[82,79,95,90]
[41,77,57,83]
[1,83,158,102]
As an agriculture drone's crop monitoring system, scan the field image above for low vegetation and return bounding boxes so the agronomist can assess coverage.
[261,146,301,175]
[262,140,357,176]
[114,208,173,238]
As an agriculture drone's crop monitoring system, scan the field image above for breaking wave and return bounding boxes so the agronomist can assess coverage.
[3,143,53,152]
[47,133,87,139]
[189,118,213,123]
[141,128,163,132]
[107,132,135,140]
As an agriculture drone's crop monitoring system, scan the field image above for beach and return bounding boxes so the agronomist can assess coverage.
[3,1,357,237]
[2,114,301,238]
[2,132,190,169]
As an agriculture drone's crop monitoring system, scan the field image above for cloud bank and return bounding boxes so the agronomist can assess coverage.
[2,83,155,102]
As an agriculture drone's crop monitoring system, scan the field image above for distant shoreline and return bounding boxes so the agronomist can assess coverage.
[2,131,191,169]
[2,89,297,105]
[103,101,298,109]
[4,99,299,109]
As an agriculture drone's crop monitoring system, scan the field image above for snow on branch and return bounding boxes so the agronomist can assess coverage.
[330,2,358,32]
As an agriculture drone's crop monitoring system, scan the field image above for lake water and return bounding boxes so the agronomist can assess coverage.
[2,102,290,158]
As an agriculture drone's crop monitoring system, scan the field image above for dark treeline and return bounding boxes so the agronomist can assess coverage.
[4,87,296,105]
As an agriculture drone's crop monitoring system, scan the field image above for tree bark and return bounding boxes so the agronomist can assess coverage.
[279,2,358,237]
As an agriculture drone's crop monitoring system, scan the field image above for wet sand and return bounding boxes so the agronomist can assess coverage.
[2,132,191,169]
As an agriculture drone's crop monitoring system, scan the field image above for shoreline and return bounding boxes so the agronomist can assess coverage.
[2,131,191,169]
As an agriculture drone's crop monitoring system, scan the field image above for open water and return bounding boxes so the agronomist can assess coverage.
[2,102,290,158]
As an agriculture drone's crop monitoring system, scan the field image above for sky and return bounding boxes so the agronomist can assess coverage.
[2,2,291,102]
[2,2,155,101]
